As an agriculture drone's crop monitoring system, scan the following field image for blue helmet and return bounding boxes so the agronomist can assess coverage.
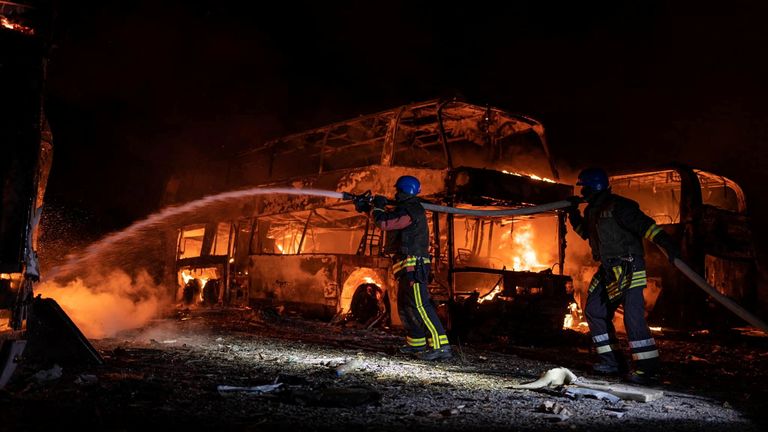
[395,175,421,195]
[576,168,609,191]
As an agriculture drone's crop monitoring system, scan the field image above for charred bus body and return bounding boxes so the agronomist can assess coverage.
[162,100,575,333]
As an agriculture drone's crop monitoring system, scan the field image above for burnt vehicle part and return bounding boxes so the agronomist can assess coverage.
[439,167,574,340]
[1,1,102,389]
[161,100,576,334]
[605,164,760,330]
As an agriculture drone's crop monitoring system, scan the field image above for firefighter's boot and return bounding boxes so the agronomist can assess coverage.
[418,345,453,361]
[625,369,659,386]
[399,345,427,356]
[592,352,627,376]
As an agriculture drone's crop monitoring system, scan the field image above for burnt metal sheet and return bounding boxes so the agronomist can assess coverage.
[448,167,573,207]
[248,254,340,312]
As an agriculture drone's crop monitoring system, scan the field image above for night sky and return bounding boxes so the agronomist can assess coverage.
[41,1,768,258]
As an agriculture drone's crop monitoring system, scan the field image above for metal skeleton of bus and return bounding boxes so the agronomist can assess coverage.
[163,100,574,332]
[608,165,758,330]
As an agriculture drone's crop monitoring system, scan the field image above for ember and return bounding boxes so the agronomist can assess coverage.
[0,16,34,35]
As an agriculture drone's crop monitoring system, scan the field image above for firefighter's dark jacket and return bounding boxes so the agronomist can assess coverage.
[374,196,429,257]
[569,191,670,263]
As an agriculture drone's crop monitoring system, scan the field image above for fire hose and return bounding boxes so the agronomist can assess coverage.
[657,248,768,333]
[340,191,574,216]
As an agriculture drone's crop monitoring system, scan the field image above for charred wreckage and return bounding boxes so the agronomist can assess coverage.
[1,0,764,390]
[158,99,763,340]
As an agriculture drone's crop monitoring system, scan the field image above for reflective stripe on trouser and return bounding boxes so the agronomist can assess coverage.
[396,269,448,350]
[585,263,659,371]
[588,265,647,302]
[406,336,426,347]
[393,256,432,275]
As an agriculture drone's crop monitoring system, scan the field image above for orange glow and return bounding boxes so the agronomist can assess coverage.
[181,271,194,284]
[273,229,303,254]
[478,283,502,303]
[179,269,214,304]
[340,268,384,313]
[1,17,34,35]
[35,270,164,339]
[499,222,548,271]
[501,170,556,183]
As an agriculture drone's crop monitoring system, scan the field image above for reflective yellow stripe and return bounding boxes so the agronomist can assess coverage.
[392,256,431,274]
[427,336,449,346]
[406,336,426,346]
[588,274,601,293]
[644,224,663,240]
[414,282,441,349]
[612,266,623,280]
[632,350,660,360]
[629,270,647,289]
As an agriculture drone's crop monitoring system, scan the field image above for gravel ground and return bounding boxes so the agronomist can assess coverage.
[1,308,766,431]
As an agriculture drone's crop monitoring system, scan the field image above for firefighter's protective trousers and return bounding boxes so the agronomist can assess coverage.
[395,256,449,350]
[585,255,660,372]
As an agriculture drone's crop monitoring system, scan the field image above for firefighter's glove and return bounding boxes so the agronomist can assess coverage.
[564,196,582,219]
[654,234,681,263]
[353,196,372,213]
[372,195,388,210]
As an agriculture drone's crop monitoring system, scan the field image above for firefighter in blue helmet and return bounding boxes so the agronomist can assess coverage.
[566,168,680,385]
[353,175,452,361]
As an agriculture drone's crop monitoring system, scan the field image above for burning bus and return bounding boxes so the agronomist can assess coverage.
[161,99,575,333]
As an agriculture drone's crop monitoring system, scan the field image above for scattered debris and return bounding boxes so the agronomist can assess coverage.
[513,367,578,389]
[74,374,99,387]
[574,378,664,402]
[604,408,626,418]
[31,364,62,383]
[564,387,621,404]
[538,400,572,421]
[439,405,464,417]
[273,373,310,386]
[216,383,283,395]
[335,358,364,377]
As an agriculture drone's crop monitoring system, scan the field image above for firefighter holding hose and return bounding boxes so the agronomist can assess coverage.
[353,176,453,361]
[566,168,681,384]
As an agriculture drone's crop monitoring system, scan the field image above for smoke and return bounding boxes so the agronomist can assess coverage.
[35,269,170,339]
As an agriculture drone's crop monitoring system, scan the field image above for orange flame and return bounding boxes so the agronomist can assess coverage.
[180,270,211,303]
[499,222,548,271]
[340,269,383,313]
[501,170,556,183]
[478,283,502,303]
[1,17,34,35]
